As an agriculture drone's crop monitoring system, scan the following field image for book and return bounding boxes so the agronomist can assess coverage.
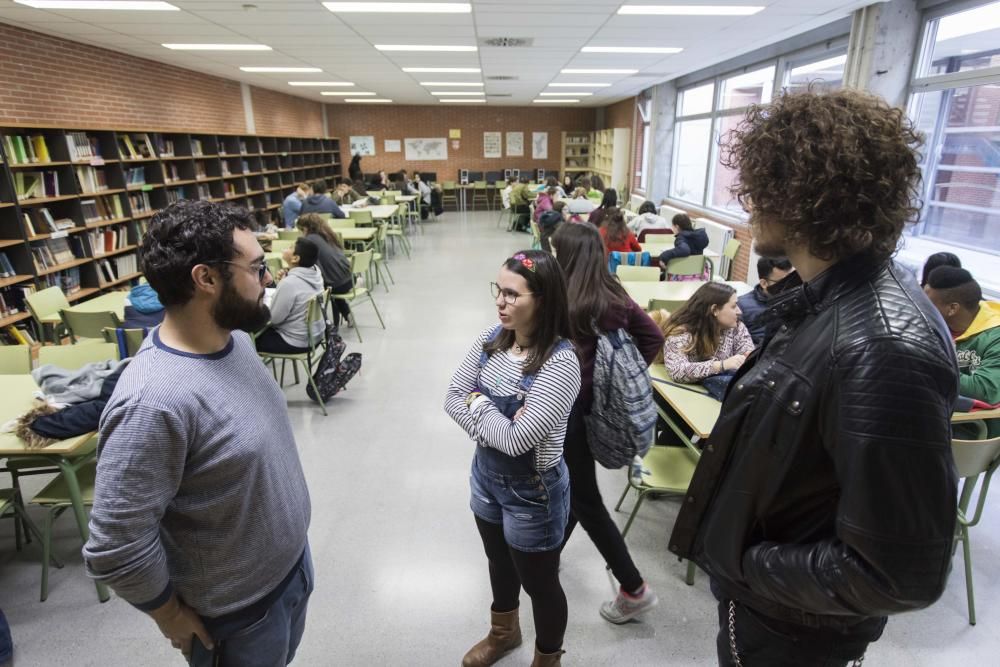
[0,252,15,277]
[30,135,51,162]
[5,325,29,345]
[126,166,146,186]
[75,165,109,193]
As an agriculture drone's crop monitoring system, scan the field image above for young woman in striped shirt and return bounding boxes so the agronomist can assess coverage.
[445,250,581,667]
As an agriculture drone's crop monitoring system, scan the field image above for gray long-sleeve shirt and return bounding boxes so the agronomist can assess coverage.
[83,329,311,617]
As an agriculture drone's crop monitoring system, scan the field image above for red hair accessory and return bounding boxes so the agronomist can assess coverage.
[512,253,535,272]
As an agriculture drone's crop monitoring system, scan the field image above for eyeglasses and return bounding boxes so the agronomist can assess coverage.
[491,282,533,305]
[206,260,269,283]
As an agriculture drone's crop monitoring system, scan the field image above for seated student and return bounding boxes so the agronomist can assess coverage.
[351,179,376,206]
[588,189,618,228]
[538,200,567,253]
[924,267,1000,436]
[737,257,794,345]
[533,186,557,222]
[254,238,325,354]
[332,180,362,205]
[598,209,642,254]
[374,170,390,189]
[628,201,670,236]
[657,213,709,269]
[562,174,576,198]
[566,187,597,217]
[397,169,415,194]
[300,180,346,218]
[537,176,566,198]
[647,308,670,364]
[661,282,754,383]
[509,176,533,232]
[282,182,311,229]
[413,172,433,219]
[295,213,354,327]
[590,174,606,198]
[921,251,961,288]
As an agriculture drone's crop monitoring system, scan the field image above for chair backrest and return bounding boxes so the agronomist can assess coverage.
[103,327,149,358]
[266,256,283,278]
[277,229,301,241]
[953,437,1000,480]
[648,298,688,314]
[328,218,357,229]
[0,345,31,374]
[348,209,373,225]
[616,265,661,282]
[667,255,706,277]
[60,309,122,342]
[303,293,325,350]
[638,228,674,243]
[352,249,374,275]
[381,193,397,205]
[38,342,119,370]
[397,202,408,218]
[442,180,456,190]
[474,180,487,190]
[26,286,70,322]
[271,239,294,255]
[724,238,742,261]
[386,190,403,198]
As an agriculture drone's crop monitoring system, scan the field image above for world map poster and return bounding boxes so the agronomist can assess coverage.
[404,137,448,161]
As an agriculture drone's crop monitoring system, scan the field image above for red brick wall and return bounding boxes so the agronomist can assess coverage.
[671,201,753,282]
[0,22,327,138]
[251,86,324,137]
[604,98,635,131]
[325,104,597,180]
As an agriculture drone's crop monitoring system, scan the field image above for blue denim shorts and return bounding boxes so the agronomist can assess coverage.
[469,449,570,553]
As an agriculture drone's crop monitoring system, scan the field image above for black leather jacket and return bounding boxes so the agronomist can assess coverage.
[669,255,959,631]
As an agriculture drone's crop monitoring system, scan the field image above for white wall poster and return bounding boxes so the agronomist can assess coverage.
[532,132,548,160]
[384,139,401,153]
[349,135,375,156]
[404,137,448,161]
[506,131,524,157]
[483,131,502,158]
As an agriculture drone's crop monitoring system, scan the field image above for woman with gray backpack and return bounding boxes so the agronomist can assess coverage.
[549,222,665,624]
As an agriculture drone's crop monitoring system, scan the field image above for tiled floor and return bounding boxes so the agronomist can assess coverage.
[1,209,998,666]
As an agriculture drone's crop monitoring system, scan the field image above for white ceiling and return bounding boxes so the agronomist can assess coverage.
[0,0,875,106]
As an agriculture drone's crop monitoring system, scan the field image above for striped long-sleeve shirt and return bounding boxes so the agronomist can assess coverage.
[445,326,581,470]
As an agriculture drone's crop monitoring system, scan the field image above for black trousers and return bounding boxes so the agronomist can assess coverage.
[475,517,567,654]
[561,401,644,593]
[328,277,354,326]
[716,600,885,667]
[255,328,308,354]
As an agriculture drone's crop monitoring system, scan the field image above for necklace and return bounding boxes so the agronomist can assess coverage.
[512,342,529,355]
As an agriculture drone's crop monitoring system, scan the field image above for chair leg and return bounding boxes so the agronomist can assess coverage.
[615,482,632,512]
[292,359,300,386]
[368,295,386,329]
[685,560,696,586]
[380,259,395,285]
[620,490,648,539]
[961,527,976,625]
[41,508,53,602]
[302,360,328,416]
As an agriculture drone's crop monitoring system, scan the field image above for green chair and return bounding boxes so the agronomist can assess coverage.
[666,255,707,280]
[330,251,385,343]
[723,238,742,280]
[329,218,357,230]
[648,299,687,314]
[441,181,458,210]
[25,286,71,344]
[614,445,700,585]
[60,309,122,344]
[616,266,661,282]
[102,327,149,358]
[0,345,32,373]
[270,239,294,256]
[256,294,328,416]
[277,229,301,241]
[313,212,333,222]
[348,209,373,226]
[951,435,1000,625]
[266,256,284,280]
[372,224,393,292]
[529,221,542,251]
[1,486,61,590]
[472,181,490,210]
[37,342,119,370]
[386,204,411,259]
[380,193,397,206]
[30,460,97,601]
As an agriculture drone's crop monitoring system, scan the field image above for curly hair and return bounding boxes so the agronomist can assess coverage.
[140,200,253,307]
[721,89,923,262]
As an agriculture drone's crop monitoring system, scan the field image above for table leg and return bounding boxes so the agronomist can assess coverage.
[656,404,703,459]
[57,454,110,603]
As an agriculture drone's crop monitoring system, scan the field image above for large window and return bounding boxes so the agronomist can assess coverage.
[669,43,847,216]
[634,94,652,192]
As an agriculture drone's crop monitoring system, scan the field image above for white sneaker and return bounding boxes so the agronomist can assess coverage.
[600,585,659,624]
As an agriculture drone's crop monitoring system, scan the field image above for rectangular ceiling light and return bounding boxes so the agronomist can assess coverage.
[324,2,470,12]
[561,68,637,74]
[539,92,593,96]
[322,91,375,96]
[15,0,177,7]
[419,81,482,86]
[240,67,322,73]
[534,99,579,104]
[618,4,764,16]
[288,81,354,86]
[345,99,393,103]
[430,91,484,95]
[376,44,477,52]
[440,99,486,103]
[402,67,480,73]
[164,43,271,51]
[548,83,611,87]
[582,46,682,54]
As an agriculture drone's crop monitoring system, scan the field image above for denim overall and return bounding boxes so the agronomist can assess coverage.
[469,329,571,553]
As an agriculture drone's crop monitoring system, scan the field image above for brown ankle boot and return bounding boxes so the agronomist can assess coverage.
[530,647,565,667]
[461,608,523,667]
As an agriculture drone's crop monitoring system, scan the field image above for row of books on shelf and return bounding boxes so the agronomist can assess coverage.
[164,163,180,183]
[31,237,78,271]
[81,195,126,223]
[75,165,110,194]
[22,207,75,237]
[3,134,53,164]
[98,254,137,284]
[13,170,60,200]
[1,324,37,346]
[66,131,103,162]
[0,283,34,321]
[129,191,153,215]
[42,266,82,295]
[0,251,18,277]
[125,166,146,186]
[118,134,156,160]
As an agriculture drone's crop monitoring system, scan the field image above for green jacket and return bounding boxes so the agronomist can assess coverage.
[509,184,531,206]
[955,300,1000,437]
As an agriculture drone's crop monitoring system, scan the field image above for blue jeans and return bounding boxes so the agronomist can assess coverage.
[0,609,11,664]
[190,546,314,667]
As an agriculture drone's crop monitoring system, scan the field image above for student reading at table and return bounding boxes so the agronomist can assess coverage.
[566,187,596,218]
[509,176,533,232]
[296,214,353,328]
[627,201,670,236]
[299,179,346,218]
[657,213,709,269]
[920,251,961,288]
[599,210,641,254]
[254,238,325,355]
[589,174,606,198]
[282,182,311,229]
[561,175,575,198]
[661,282,753,383]
[413,172,433,219]
[587,189,618,228]
[533,187,557,223]
[332,179,364,205]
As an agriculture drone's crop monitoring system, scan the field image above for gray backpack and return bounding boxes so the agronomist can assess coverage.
[585,328,656,468]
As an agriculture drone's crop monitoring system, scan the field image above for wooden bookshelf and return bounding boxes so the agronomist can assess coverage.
[0,124,342,343]
[559,128,631,189]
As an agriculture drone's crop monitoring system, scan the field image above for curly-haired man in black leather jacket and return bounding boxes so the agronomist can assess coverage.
[669,89,960,666]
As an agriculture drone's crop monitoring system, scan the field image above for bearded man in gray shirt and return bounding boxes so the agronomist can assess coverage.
[83,200,313,666]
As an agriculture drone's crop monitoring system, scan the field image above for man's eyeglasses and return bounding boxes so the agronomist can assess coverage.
[206,260,269,282]
[491,282,532,305]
